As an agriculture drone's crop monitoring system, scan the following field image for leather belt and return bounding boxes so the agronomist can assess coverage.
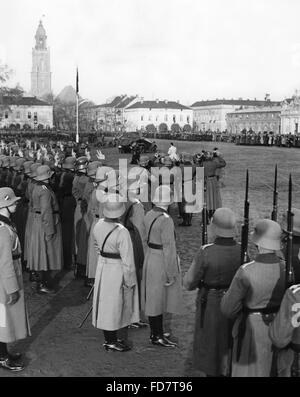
[236,306,279,361]
[199,283,230,328]
[202,283,230,290]
[12,254,21,260]
[147,242,163,250]
[100,251,121,259]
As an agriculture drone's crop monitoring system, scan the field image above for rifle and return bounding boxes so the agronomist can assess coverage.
[241,170,249,265]
[271,165,278,222]
[202,178,208,245]
[285,174,294,289]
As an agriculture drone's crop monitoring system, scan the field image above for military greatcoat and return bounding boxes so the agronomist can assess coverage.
[0,215,30,343]
[221,253,286,377]
[184,238,241,376]
[141,207,182,316]
[27,181,63,271]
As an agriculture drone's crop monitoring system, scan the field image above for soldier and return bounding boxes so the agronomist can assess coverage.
[27,165,63,293]
[92,195,139,352]
[183,208,241,376]
[221,219,286,377]
[202,151,226,221]
[269,284,300,377]
[77,161,102,283]
[86,166,114,281]
[136,155,153,213]
[141,185,182,347]
[178,153,195,226]
[0,188,31,372]
[59,157,77,270]
[72,156,89,278]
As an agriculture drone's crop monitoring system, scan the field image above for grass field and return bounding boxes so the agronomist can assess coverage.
[100,138,300,228]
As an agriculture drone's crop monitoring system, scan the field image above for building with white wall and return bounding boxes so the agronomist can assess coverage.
[192,99,280,132]
[0,96,53,129]
[124,99,193,131]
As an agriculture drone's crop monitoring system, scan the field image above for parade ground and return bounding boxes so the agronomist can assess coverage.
[0,139,296,377]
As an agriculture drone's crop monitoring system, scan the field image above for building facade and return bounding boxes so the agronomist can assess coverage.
[0,97,53,129]
[226,106,282,134]
[124,99,193,131]
[31,21,52,99]
[280,96,300,134]
[192,99,280,132]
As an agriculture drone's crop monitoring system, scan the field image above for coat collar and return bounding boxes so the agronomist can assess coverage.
[255,253,280,263]
[214,237,236,246]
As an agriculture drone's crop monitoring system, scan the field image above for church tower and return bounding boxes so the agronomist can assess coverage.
[31,20,51,98]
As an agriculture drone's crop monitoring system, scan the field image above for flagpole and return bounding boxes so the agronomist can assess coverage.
[76,93,79,143]
[76,66,79,143]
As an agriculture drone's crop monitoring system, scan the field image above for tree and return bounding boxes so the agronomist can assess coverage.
[0,62,12,85]
[146,123,157,133]
[183,124,192,133]
[159,123,168,133]
[171,123,180,133]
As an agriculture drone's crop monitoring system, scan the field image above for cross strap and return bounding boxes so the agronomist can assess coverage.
[147,214,164,247]
[100,225,121,259]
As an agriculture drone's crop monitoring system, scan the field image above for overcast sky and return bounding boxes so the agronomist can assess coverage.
[1,0,300,105]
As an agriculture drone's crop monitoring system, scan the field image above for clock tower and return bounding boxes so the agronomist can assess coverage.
[31,20,51,98]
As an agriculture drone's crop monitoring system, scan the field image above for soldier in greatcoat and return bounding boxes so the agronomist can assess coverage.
[58,157,77,270]
[202,151,226,221]
[0,187,31,372]
[27,165,63,293]
[72,156,89,278]
[77,161,101,282]
[141,185,182,347]
[184,208,241,376]
[92,195,139,352]
[269,284,300,377]
[221,219,286,377]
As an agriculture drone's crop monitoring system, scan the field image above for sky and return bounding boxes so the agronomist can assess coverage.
[1,0,300,105]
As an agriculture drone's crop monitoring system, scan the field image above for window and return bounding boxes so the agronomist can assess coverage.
[149,115,151,121]
[141,115,144,121]
[165,114,168,122]
[5,112,8,119]
[187,116,190,124]
[16,111,20,119]
[28,112,31,119]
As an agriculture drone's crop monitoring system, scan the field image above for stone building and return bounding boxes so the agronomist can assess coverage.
[191,99,279,132]
[0,96,53,129]
[124,99,193,131]
[280,95,300,134]
[31,20,52,99]
[226,106,282,134]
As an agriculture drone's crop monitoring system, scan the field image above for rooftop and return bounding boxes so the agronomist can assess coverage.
[227,106,282,115]
[0,96,51,106]
[191,99,281,107]
[126,100,191,110]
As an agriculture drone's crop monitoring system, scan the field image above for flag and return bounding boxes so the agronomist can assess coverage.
[76,67,79,95]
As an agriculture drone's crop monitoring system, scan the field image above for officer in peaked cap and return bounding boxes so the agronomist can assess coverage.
[221,219,286,377]
[0,187,30,372]
[184,208,241,376]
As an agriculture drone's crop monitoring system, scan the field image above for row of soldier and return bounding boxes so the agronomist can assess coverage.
[235,132,299,147]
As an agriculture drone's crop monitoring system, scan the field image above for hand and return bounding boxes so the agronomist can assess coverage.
[7,291,20,305]
[96,149,105,160]
[71,149,76,158]
[18,149,24,157]
[28,150,34,159]
[36,149,42,160]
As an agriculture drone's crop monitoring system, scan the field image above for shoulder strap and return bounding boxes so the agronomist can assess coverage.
[101,225,120,253]
[147,214,164,245]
